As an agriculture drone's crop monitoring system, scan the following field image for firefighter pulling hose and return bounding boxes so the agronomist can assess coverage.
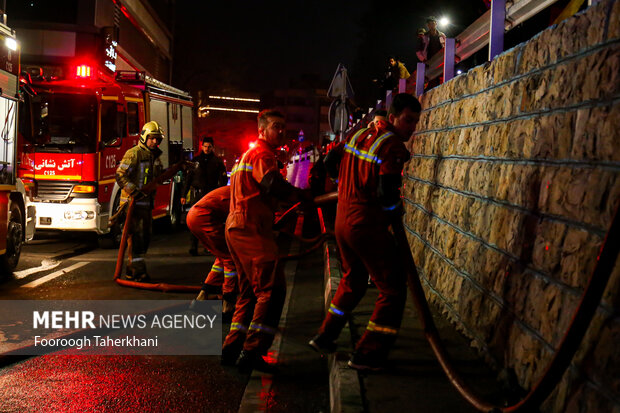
[112,187,337,291]
[309,92,617,410]
[312,192,618,411]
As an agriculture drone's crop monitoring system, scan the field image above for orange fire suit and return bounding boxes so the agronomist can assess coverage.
[319,125,410,361]
[185,186,237,296]
[223,139,300,356]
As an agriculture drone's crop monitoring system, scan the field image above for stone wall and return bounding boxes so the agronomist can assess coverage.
[404,1,619,411]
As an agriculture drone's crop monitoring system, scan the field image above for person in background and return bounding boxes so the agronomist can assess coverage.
[385,56,410,92]
[415,28,427,62]
[182,136,228,256]
[309,94,421,372]
[418,16,447,90]
[371,110,388,131]
[418,16,446,63]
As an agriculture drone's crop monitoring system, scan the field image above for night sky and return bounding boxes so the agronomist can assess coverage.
[173,0,489,107]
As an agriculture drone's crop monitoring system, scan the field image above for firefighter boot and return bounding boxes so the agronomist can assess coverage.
[221,343,243,366]
[308,334,337,354]
[125,258,150,282]
[236,350,278,374]
[347,351,386,372]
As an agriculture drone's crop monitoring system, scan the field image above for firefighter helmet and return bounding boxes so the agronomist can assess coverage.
[140,121,164,145]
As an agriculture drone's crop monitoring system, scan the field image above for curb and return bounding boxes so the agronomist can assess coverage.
[323,240,365,413]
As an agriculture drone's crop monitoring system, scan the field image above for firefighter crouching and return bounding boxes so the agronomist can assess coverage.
[115,121,164,282]
[221,109,312,373]
[309,93,421,371]
[186,185,237,320]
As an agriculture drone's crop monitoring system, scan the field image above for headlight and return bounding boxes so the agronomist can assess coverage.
[64,210,95,220]
[72,185,96,194]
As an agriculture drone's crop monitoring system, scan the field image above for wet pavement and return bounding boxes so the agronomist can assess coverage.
[0,219,508,412]
[0,354,247,412]
[0,224,331,413]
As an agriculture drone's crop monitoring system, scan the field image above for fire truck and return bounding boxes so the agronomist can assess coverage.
[18,66,194,247]
[0,23,35,273]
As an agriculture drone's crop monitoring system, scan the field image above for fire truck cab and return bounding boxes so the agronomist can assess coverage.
[19,66,193,247]
[0,23,36,273]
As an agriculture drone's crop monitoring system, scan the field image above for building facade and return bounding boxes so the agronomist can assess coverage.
[5,0,174,83]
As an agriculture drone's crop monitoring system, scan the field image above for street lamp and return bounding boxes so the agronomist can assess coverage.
[438,16,450,29]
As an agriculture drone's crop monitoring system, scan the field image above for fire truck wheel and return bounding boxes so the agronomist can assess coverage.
[1,204,23,273]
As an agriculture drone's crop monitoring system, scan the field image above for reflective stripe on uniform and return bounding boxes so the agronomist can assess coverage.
[230,163,253,175]
[382,201,401,211]
[224,271,237,278]
[248,323,277,335]
[210,264,224,273]
[344,144,383,164]
[366,320,398,335]
[369,131,394,153]
[345,130,394,165]
[328,303,346,317]
[230,322,248,332]
[348,129,367,146]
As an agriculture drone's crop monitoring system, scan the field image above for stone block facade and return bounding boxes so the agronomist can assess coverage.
[404,1,620,411]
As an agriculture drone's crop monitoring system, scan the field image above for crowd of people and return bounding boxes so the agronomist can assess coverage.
[113,91,421,373]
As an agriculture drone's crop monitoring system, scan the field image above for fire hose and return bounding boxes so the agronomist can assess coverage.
[112,181,337,292]
[309,190,617,412]
[393,204,620,412]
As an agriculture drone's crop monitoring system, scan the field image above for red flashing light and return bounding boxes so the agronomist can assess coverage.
[249,141,257,149]
[76,65,92,78]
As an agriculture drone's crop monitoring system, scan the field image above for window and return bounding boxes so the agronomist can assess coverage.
[26,92,97,153]
[100,101,126,147]
[127,102,140,135]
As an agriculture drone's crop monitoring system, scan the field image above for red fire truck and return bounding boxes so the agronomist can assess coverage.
[0,23,35,272]
[18,66,194,247]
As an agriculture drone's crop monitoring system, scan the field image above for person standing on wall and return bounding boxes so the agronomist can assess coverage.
[115,121,165,282]
[385,56,411,92]
[181,136,228,256]
[309,93,421,371]
[417,16,447,90]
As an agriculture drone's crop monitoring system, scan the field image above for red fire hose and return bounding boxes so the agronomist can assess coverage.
[393,204,620,412]
[113,188,337,292]
[311,189,617,412]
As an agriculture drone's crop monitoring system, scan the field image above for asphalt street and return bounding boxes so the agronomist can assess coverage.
[0,224,329,412]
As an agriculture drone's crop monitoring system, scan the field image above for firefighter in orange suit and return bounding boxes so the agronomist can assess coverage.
[309,93,421,371]
[185,185,237,319]
[221,109,310,373]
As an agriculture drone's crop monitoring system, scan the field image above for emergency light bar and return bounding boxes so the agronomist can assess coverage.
[5,37,17,51]
[76,65,92,78]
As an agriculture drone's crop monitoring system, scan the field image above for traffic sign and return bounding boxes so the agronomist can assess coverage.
[327,64,354,99]
[328,99,349,135]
